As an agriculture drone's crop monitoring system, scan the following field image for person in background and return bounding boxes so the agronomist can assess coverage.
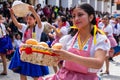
[0,14,13,75]
[9,6,49,80]
[2,1,11,23]
[40,3,110,80]
[36,3,44,18]
[51,16,69,45]
[113,16,120,45]
[101,15,117,75]
[48,16,69,73]
[14,33,22,49]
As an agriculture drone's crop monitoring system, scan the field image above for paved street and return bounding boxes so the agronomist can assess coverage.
[0,56,120,80]
[0,62,55,80]
[98,55,120,80]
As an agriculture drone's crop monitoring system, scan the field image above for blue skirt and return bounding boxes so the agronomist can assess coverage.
[9,48,49,77]
[0,35,13,54]
[113,46,120,54]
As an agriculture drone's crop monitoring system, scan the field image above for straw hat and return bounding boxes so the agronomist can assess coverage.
[43,22,53,34]
[12,1,31,17]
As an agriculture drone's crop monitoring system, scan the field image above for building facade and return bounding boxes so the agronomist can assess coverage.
[36,0,112,13]
[0,0,119,14]
[113,0,120,14]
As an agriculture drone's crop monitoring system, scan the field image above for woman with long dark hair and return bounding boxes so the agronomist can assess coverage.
[40,3,110,80]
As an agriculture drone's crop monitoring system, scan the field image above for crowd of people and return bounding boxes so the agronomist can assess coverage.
[0,1,120,80]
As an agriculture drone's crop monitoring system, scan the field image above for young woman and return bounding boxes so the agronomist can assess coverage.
[40,3,110,80]
[51,16,69,45]
[0,15,13,75]
[9,6,49,80]
[48,16,69,73]
[101,16,117,74]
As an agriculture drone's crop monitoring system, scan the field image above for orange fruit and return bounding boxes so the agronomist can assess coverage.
[25,39,38,45]
[52,43,62,49]
[38,42,49,48]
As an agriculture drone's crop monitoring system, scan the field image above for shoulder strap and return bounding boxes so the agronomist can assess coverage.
[25,26,30,32]
[33,25,36,32]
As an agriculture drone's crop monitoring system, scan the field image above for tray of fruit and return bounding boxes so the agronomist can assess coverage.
[19,39,62,66]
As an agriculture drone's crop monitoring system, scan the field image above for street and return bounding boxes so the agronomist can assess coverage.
[98,56,120,80]
[0,55,120,80]
[98,55,120,80]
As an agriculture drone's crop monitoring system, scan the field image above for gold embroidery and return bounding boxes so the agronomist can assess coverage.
[78,33,90,50]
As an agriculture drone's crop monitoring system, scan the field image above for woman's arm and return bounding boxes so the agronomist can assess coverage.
[73,49,106,69]
[9,9,22,30]
[54,28,63,38]
[29,6,42,28]
[47,23,63,38]
[53,49,106,69]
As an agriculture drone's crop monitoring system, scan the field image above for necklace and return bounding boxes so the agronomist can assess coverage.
[78,33,91,50]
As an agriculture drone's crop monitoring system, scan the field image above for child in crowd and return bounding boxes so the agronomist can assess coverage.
[0,14,13,75]
[9,6,49,80]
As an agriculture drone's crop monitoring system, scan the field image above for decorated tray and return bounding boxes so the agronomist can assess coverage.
[20,39,62,66]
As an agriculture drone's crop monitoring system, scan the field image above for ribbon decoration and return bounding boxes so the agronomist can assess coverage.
[93,25,105,45]
[70,25,78,29]
[93,25,97,45]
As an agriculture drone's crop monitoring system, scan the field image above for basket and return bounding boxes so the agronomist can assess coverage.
[20,44,59,66]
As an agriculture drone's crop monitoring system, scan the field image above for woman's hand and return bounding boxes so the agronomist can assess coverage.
[9,8,14,15]
[53,49,72,60]
[28,5,35,13]
[46,23,56,30]
[28,5,42,28]
[9,8,22,30]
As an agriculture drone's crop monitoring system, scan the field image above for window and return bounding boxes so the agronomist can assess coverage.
[117,4,120,10]
[45,0,48,5]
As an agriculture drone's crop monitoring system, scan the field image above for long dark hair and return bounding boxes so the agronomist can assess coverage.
[75,3,96,25]
[26,13,35,19]
[71,3,96,36]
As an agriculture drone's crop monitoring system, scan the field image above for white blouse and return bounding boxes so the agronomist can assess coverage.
[19,22,46,42]
[0,23,6,38]
[102,24,113,37]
